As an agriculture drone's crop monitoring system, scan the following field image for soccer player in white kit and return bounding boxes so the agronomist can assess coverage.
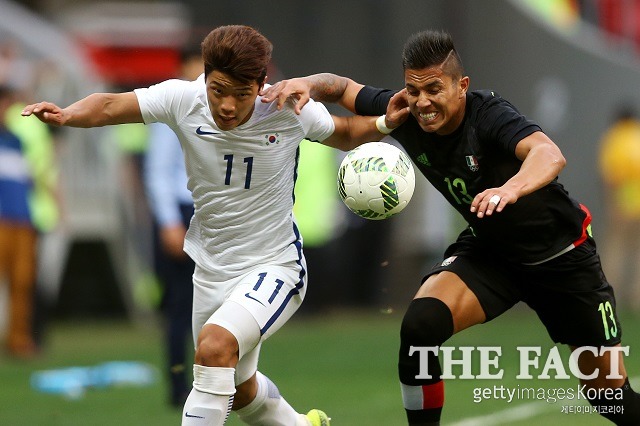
[23,25,384,426]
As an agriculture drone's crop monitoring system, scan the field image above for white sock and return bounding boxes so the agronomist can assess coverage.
[235,371,308,425]
[182,365,236,426]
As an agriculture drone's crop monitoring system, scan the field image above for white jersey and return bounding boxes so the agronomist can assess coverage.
[135,76,335,280]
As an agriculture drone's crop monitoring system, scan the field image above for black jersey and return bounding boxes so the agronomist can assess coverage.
[355,86,590,264]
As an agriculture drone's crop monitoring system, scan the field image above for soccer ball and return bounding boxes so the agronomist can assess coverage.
[337,142,415,220]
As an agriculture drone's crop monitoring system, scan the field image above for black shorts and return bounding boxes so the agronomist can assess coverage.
[425,230,621,347]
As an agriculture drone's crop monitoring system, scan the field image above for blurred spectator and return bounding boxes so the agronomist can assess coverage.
[0,35,63,352]
[0,40,35,99]
[0,85,35,357]
[0,84,58,357]
[598,103,640,311]
[6,91,60,350]
[143,45,201,407]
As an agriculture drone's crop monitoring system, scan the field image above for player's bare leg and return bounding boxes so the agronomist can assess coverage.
[182,324,237,425]
[184,308,327,425]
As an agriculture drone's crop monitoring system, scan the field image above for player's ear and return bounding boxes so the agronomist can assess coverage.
[459,76,469,98]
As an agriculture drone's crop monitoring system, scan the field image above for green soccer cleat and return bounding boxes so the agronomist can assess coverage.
[305,409,331,426]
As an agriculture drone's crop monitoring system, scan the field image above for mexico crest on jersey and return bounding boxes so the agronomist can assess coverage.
[465,155,479,172]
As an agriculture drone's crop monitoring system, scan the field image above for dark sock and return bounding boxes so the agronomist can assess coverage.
[398,298,454,425]
[586,378,640,425]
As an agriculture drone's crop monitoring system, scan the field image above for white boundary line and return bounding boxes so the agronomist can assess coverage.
[450,376,640,426]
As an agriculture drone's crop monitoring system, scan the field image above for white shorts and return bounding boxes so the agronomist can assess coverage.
[192,257,307,384]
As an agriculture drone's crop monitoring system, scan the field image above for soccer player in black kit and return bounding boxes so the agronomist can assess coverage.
[262,30,640,425]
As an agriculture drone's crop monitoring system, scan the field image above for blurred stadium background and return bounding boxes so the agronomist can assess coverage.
[1,0,640,424]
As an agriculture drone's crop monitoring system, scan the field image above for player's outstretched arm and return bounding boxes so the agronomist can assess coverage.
[323,90,411,152]
[470,131,566,218]
[322,115,382,152]
[261,73,364,114]
[22,92,143,128]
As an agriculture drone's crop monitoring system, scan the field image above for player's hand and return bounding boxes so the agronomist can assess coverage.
[470,187,517,218]
[160,224,187,259]
[21,102,66,126]
[385,89,411,129]
[260,78,311,114]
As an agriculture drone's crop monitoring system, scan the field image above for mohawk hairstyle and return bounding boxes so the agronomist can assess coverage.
[402,30,464,79]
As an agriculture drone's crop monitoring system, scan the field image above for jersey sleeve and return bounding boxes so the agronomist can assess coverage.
[476,93,542,154]
[134,78,196,127]
[297,98,336,142]
[354,85,398,116]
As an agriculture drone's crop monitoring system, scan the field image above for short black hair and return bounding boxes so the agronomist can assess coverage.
[402,30,464,78]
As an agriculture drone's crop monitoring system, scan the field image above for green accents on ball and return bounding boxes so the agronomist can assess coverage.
[380,176,400,212]
[351,156,388,173]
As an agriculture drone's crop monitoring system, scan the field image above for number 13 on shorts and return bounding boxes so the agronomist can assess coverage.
[598,301,618,340]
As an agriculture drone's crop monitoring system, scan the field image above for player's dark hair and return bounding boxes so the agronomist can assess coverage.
[402,30,464,79]
[201,25,272,85]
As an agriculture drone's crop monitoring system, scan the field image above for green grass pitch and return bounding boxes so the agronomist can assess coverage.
[1,307,638,425]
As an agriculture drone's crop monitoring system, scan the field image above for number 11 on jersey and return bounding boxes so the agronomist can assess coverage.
[224,154,254,189]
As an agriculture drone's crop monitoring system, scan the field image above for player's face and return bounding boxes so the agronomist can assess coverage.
[404,66,468,135]
[205,70,261,131]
